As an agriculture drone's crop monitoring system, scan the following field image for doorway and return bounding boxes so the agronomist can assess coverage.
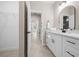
[31,13,41,41]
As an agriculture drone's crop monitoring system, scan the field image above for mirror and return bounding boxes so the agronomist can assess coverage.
[59,6,76,31]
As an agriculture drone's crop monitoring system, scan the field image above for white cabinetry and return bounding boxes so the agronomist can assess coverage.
[54,34,63,57]
[46,32,56,55]
[46,31,62,57]
[63,36,79,57]
[46,30,79,57]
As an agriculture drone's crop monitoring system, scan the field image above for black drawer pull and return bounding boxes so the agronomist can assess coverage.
[66,41,75,45]
[66,51,75,57]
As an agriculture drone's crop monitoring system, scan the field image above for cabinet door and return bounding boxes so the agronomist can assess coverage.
[46,33,55,54]
[54,34,63,57]
[46,34,52,50]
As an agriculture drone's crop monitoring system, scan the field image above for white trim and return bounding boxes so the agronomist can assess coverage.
[0,47,18,51]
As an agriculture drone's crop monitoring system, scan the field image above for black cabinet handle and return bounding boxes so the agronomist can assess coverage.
[66,51,75,57]
[66,41,75,45]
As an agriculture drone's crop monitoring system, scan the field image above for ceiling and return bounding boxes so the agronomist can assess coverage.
[30,1,56,5]
[30,1,63,11]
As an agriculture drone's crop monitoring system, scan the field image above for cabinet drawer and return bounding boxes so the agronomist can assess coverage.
[63,37,79,49]
[63,45,79,57]
[64,50,79,57]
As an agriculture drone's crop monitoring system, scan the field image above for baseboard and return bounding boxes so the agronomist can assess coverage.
[0,47,19,51]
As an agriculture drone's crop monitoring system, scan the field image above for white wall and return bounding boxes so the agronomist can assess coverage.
[0,1,19,51]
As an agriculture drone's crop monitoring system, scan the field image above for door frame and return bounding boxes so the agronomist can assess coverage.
[19,1,25,57]
[31,12,42,40]
[19,1,28,57]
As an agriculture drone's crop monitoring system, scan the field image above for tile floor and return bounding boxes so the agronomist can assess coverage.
[29,36,55,57]
[0,49,19,57]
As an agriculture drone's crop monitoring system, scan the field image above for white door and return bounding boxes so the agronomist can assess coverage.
[19,1,32,57]
[26,2,32,56]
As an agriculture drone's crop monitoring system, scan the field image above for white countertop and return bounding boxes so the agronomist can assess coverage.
[47,28,79,39]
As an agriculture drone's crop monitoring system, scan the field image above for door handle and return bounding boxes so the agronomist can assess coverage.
[27,32,31,33]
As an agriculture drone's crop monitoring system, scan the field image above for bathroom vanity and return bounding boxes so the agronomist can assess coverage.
[46,29,79,57]
[46,2,79,57]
